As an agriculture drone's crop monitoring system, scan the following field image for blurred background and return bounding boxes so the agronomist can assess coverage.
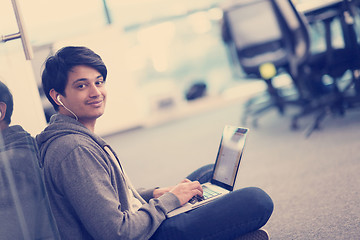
[1,0,327,137]
[0,0,240,136]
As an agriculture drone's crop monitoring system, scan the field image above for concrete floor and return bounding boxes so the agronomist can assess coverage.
[104,98,360,239]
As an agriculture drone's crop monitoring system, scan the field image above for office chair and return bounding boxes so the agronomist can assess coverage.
[220,0,310,126]
[222,0,360,134]
[272,0,360,135]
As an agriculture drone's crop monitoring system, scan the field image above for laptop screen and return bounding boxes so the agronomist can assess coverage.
[211,126,248,191]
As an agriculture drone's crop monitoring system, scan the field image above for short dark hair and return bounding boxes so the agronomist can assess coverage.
[0,81,14,124]
[41,46,107,111]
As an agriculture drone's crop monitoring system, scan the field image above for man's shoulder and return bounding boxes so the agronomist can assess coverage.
[49,132,100,152]
[44,133,109,173]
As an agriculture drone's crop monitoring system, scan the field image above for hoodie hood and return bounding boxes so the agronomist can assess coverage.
[36,114,107,167]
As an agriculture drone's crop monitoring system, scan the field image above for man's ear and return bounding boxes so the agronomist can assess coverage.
[0,102,7,121]
[49,89,61,106]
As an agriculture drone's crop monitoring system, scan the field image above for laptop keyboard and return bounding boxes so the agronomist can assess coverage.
[188,185,221,204]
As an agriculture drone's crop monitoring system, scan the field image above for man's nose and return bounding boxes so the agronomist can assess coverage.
[89,83,101,97]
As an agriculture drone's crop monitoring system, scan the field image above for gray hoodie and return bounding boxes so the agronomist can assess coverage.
[36,114,180,240]
[0,125,60,239]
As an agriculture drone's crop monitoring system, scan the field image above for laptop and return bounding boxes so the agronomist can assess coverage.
[167,125,249,218]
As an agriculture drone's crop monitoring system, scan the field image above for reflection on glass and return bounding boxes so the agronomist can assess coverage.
[0,128,60,239]
[0,80,59,239]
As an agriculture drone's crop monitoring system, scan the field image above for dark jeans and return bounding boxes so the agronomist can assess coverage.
[150,164,274,240]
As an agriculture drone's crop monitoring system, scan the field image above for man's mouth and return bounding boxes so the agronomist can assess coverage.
[87,99,104,107]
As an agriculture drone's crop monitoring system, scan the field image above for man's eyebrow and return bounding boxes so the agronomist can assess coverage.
[71,75,104,85]
[71,78,87,85]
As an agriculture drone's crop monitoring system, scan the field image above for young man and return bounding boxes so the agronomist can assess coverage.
[0,81,60,239]
[37,46,273,240]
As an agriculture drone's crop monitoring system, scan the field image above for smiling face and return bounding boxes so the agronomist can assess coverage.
[58,65,107,130]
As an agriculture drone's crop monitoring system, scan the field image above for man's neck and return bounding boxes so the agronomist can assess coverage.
[0,122,9,131]
[79,119,96,133]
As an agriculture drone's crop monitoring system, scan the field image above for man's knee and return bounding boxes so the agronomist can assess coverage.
[232,187,274,215]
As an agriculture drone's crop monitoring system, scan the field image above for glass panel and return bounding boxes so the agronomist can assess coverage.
[19,0,106,45]
[0,0,18,36]
[0,126,60,239]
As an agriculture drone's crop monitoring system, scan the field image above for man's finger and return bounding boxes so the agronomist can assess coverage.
[181,179,191,183]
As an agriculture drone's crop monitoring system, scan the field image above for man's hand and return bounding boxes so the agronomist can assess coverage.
[153,186,174,199]
[169,179,203,206]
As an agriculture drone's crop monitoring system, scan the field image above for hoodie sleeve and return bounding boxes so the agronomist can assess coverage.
[51,145,180,240]
[137,188,158,202]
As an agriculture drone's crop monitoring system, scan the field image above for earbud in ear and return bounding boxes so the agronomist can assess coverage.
[0,112,2,118]
[55,95,79,121]
[57,95,63,105]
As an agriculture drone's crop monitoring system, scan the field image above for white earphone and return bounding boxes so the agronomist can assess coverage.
[56,95,78,121]
[0,111,2,118]
[57,95,63,105]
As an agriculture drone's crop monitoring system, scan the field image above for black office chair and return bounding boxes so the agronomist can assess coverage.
[220,0,310,126]
[272,0,360,135]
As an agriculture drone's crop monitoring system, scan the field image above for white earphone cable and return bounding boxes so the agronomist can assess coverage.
[57,96,78,121]
[62,104,79,121]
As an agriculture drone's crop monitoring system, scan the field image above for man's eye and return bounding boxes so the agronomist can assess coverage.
[96,80,105,86]
[77,84,86,89]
